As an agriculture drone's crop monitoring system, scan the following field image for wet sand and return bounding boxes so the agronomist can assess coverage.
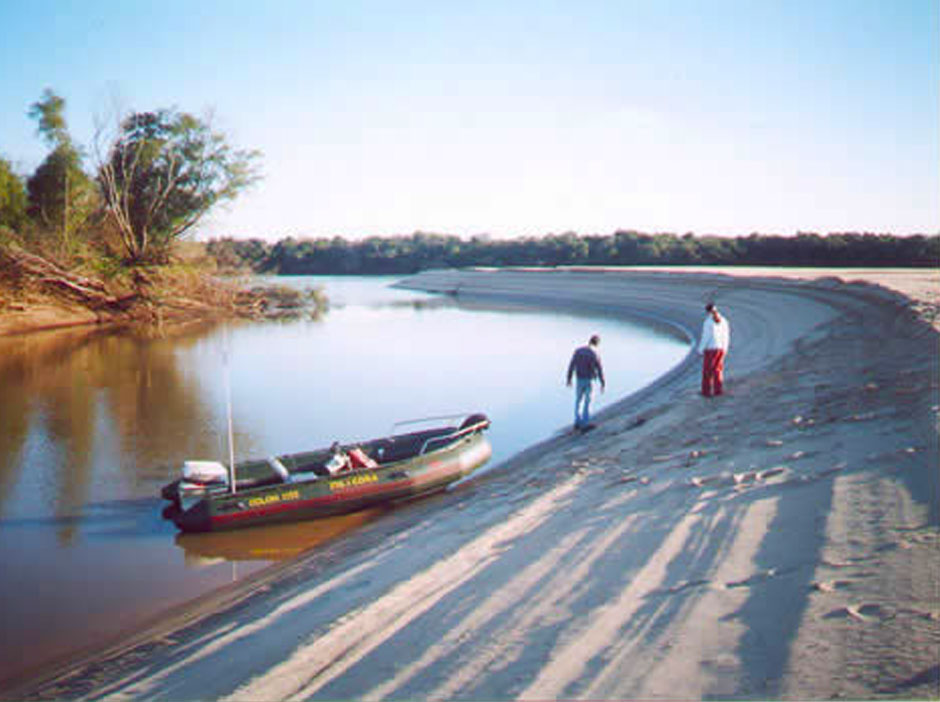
[7,267,938,701]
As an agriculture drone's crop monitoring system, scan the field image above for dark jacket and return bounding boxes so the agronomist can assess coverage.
[567,345,604,384]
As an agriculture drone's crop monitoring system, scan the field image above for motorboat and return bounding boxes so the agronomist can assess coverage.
[161,413,491,533]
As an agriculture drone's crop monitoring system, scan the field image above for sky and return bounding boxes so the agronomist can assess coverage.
[1,0,937,241]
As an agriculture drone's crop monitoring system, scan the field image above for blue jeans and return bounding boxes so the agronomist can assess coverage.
[574,377,593,427]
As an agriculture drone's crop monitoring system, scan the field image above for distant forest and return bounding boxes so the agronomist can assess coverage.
[207,231,939,275]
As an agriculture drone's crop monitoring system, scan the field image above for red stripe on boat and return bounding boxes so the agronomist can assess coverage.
[210,460,457,526]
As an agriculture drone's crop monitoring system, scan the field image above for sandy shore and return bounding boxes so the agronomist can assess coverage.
[8,267,938,701]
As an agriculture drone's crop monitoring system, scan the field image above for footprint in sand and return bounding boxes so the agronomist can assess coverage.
[816,463,847,477]
[846,411,879,422]
[823,603,892,621]
[666,578,711,594]
[897,607,940,622]
[882,664,940,695]
[609,473,651,487]
[820,556,872,569]
[726,568,778,589]
[757,466,789,481]
[691,473,743,489]
[810,579,852,593]
[648,578,712,597]
[733,471,759,487]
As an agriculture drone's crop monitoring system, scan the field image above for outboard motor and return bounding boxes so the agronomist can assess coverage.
[182,460,230,485]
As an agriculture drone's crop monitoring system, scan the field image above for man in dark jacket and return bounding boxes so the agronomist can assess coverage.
[566,335,605,431]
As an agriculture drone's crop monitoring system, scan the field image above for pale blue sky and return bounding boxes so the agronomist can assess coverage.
[1,0,937,240]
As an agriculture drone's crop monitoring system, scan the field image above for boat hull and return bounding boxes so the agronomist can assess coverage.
[166,430,491,533]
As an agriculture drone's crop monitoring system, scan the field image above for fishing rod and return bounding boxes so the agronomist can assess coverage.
[223,323,237,494]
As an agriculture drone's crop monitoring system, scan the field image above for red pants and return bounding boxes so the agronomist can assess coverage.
[701,349,725,397]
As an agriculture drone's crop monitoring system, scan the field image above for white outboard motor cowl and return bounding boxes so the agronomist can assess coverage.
[182,460,230,485]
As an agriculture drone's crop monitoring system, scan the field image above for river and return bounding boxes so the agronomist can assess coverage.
[0,275,688,686]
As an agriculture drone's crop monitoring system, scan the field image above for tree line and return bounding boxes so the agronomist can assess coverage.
[208,230,939,275]
[3,91,934,275]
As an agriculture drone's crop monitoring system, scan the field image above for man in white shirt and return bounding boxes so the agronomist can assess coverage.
[697,303,730,397]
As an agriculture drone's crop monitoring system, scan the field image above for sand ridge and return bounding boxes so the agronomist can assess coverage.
[12,267,938,701]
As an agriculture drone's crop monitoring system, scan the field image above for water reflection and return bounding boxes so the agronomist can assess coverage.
[0,321,272,686]
[176,507,391,566]
[0,326,109,541]
[383,296,459,311]
[0,323,244,527]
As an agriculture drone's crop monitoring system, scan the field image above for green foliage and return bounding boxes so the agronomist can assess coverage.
[85,248,127,281]
[25,90,98,247]
[206,237,272,272]
[29,89,70,149]
[0,157,28,230]
[99,109,261,263]
[208,231,940,275]
[26,144,98,238]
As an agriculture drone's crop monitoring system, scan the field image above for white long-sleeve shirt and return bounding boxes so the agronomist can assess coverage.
[697,314,730,353]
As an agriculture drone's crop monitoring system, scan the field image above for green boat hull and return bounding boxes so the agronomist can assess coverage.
[162,417,491,533]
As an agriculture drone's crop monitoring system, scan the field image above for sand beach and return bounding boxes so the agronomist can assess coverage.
[7,267,938,701]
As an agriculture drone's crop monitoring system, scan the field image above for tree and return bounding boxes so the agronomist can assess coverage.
[26,90,97,246]
[97,108,261,263]
[29,89,69,146]
[0,157,28,231]
[206,237,272,272]
[26,147,97,241]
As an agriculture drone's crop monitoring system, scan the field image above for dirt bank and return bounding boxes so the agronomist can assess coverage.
[9,267,938,701]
